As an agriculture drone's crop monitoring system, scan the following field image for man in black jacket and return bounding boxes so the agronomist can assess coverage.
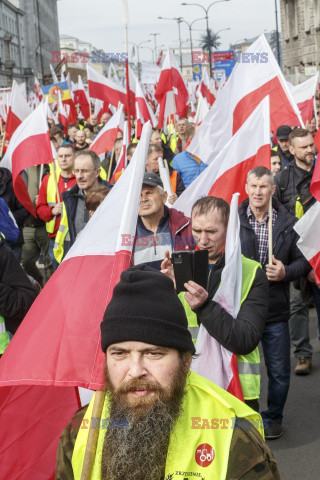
[240,166,311,439]
[0,167,28,228]
[0,236,37,355]
[161,196,269,411]
[274,128,317,376]
[61,151,112,257]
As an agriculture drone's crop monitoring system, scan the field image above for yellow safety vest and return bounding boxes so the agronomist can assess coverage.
[53,202,69,264]
[170,132,179,153]
[0,315,10,355]
[180,255,261,401]
[71,370,264,480]
[46,172,60,234]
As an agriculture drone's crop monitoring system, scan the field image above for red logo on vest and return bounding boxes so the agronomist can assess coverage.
[195,443,215,467]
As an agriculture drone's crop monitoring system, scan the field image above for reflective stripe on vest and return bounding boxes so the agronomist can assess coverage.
[0,315,10,355]
[46,173,60,234]
[169,133,178,153]
[71,370,264,480]
[181,255,261,400]
[53,202,69,264]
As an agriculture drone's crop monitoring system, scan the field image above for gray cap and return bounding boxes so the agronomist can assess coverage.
[143,172,164,188]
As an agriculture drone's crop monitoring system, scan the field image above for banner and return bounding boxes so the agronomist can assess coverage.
[42,81,71,104]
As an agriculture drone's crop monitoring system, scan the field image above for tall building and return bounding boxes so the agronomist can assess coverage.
[0,0,28,87]
[0,0,59,88]
[280,0,320,83]
[20,0,59,84]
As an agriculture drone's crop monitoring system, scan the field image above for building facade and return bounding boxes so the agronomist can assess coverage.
[0,0,59,88]
[0,0,28,87]
[280,0,320,83]
[59,34,126,82]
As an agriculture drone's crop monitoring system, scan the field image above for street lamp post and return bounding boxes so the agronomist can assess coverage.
[129,39,151,80]
[158,16,184,70]
[274,0,281,65]
[180,17,206,73]
[181,0,231,78]
[150,33,160,60]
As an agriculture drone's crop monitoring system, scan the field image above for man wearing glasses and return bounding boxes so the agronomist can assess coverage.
[53,151,111,264]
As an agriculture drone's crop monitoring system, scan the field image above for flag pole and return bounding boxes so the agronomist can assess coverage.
[268,196,273,264]
[52,159,61,204]
[107,147,115,181]
[122,0,131,141]
[80,390,105,480]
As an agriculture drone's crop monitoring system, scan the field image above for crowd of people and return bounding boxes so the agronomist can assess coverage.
[1,105,320,479]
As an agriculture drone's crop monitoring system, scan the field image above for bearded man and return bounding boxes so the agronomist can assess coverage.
[56,265,279,480]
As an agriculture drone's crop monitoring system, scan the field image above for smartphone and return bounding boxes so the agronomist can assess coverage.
[171,250,208,293]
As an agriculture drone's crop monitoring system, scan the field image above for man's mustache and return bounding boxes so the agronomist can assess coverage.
[116,378,163,394]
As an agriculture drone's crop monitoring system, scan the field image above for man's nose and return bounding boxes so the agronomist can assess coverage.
[127,358,148,378]
[199,232,208,244]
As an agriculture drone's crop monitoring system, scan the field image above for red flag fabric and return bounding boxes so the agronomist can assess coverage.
[34,76,43,101]
[74,76,90,120]
[0,122,152,390]
[175,97,271,215]
[1,103,53,216]
[0,385,80,480]
[90,105,124,156]
[58,92,69,134]
[200,68,216,106]
[110,121,128,183]
[155,49,189,128]
[188,35,302,165]
[5,80,31,142]
[87,65,135,114]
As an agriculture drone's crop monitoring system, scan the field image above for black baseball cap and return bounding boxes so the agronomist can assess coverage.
[142,172,164,188]
[276,125,292,140]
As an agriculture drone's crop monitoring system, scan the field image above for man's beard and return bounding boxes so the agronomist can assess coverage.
[101,364,189,480]
[297,154,315,166]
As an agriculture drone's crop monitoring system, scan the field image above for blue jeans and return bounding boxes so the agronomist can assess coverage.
[261,321,291,424]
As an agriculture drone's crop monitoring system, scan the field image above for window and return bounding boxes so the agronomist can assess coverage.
[284,1,290,40]
[314,0,320,28]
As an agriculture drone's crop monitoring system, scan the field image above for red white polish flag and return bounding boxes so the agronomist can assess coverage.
[192,193,244,401]
[155,49,189,128]
[294,160,320,283]
[5,80,32,142]
[0,121,152,391]
[90,104,124,156]
[290,73,319,125]
[1,102,52,215]
[188,34,302,165]
[174,96,271,216]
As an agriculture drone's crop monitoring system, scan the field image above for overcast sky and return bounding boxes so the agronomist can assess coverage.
[58,0,279,62]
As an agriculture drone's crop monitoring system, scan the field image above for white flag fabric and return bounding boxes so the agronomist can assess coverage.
[192,193,244,399]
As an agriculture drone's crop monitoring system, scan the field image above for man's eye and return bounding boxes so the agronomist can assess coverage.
[148,351,163,357]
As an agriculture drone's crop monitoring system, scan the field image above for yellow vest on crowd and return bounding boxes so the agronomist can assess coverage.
[0,315,10,355]
[46,172,60,234]
[53,202,69,263]
[179,255,261,401]
[71,370,264,480]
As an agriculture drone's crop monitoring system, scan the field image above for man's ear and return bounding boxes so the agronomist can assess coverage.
[163,191,168,204]
[245,183,249,195]
[289,145,295,156]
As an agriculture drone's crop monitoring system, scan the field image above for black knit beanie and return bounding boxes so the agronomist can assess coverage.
[101,264,195,354]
